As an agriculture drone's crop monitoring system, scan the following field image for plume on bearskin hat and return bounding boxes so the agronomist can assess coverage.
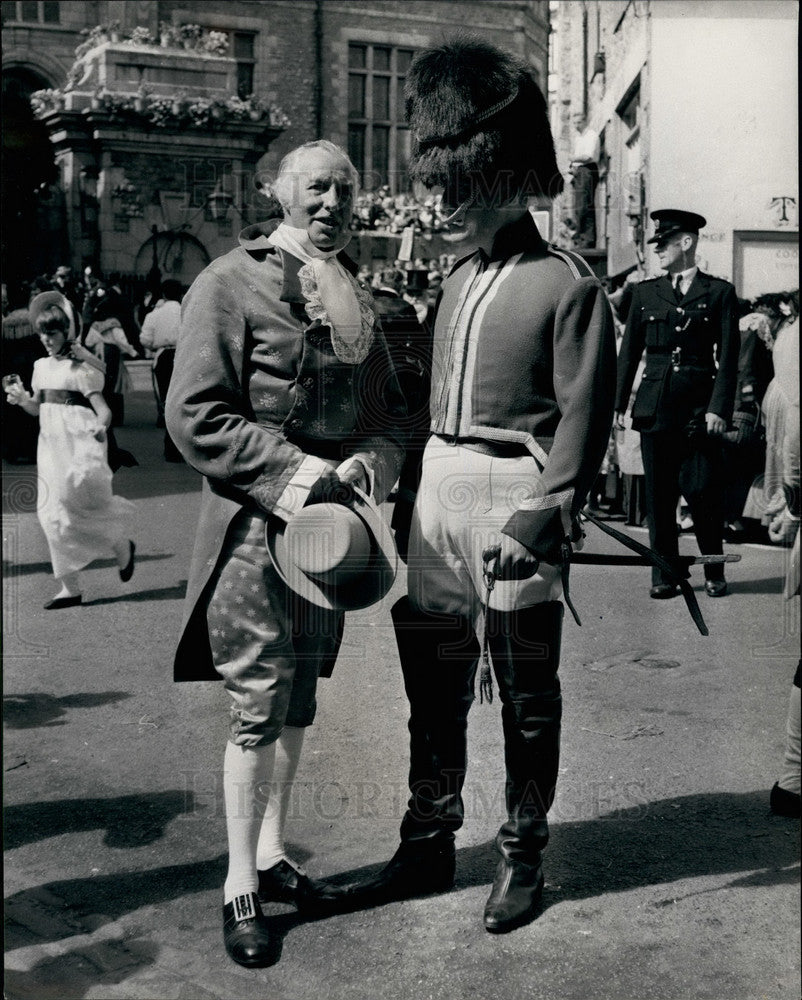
[405,37,563,207]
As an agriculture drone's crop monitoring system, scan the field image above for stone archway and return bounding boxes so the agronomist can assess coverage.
[134,230,211,291]
[1,66,63,286]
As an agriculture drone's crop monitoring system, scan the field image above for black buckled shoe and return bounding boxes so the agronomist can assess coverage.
[257,859,351,914]
[704,578,728,598]
[350,837,456,906]
[770,781,801,818]
[43,594,82,610]
[483,857,544,934]
[222,892,274,967]
[650,583,679,599]
[119,540,136,582]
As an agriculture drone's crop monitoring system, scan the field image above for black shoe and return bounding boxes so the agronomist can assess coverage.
[119,541,136,582]
[483,857,544,933]
[770,782,801,818]
[43,594,82,610]
[650,584,679,599]
[222,892,274,967]
[351,838,455,905]
[704,579,728,598]
[257,859,351,913]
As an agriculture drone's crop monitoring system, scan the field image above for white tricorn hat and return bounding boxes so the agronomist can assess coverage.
[265,488,397,610]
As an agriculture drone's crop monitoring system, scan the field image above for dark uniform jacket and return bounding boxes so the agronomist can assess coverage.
[615,271,740,434]
[398,213,617,563]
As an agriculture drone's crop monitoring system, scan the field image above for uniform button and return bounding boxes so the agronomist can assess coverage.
[675,325,682,332]
[649,315,655,320]
[677,307,684,314]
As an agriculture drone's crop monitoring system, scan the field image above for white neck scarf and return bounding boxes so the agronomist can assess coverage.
[268,222,368,360]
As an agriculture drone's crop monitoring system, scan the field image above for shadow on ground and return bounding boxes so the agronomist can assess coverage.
[4,790,798,972]
[3,691,132,730]
[2,553,174,578]
[4,789,196,851]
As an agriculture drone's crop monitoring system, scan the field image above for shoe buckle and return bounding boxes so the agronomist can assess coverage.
[232,893,256,921]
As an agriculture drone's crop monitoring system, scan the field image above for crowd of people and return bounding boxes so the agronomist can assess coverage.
[586,273,799,556]
[350,186,449,235]
[2,35,798,972]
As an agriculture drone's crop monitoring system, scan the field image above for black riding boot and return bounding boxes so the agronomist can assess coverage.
[355,595,479,903]
[483,600,563,932]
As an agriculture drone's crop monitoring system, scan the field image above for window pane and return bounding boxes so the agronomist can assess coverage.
[349,44,366,69]
[396,128,411,192]
[373,47,390,72]
[43,1,60,22]
[374,76,390,120]
[348,125,366,180]
[372,125,389,185]
[233,33,254,59]
[348,74,365,118]
[237,64,254,99]
[20,2,38,21]
[396,77,406,121]
[397,50,413,73]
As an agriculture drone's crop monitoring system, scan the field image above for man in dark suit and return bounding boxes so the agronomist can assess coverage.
[616,209,740,598]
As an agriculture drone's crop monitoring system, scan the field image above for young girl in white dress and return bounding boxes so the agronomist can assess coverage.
[4,291,136,609]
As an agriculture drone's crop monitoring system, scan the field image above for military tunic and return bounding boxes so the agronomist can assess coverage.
[616,271,740,585]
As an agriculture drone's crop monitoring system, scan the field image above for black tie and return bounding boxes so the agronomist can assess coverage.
[673,275,683,301]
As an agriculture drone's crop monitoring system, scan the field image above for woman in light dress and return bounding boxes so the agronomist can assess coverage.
[4,291,136,608]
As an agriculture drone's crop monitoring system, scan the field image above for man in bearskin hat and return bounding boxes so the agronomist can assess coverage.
[355,38,617,932]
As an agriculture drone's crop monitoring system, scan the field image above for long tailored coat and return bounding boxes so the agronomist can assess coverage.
[165,221,407,682]
[615,271,740,434]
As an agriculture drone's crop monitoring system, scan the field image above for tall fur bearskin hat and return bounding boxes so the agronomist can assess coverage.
[404,36,563,207]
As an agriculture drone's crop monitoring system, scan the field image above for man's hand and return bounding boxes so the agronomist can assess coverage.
[768,507,800,546]
[484,537,539,582]
[614,411,627,430]
[337,458,369,493]
[305,468,357,507]
[705,412,727,435]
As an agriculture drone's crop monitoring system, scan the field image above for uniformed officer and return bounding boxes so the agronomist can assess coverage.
[616,209,740,598]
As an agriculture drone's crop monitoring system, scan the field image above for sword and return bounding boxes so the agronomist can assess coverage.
[579,509,741,636]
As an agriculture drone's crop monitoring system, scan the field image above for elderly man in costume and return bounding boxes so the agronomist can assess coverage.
[166,140,406,967]
[356,39,617,933]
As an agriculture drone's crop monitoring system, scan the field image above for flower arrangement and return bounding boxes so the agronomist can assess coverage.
[111,179,143,217]
[128,26,155,46]
[178,23,203,48]
[31,81,288,133]
[203,31,230,56]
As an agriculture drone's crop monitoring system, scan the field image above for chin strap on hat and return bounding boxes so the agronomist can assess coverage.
[416,85,520,148]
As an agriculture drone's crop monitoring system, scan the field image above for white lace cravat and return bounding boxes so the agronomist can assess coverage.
[268,222,364,354]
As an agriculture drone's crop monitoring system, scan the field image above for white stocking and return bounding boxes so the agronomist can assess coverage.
[256,726,306,872]
[778,684,801,795]
[223,740,276,904]
[54,572,81,598]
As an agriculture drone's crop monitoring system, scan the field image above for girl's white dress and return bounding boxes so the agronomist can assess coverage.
[32,356,134,578]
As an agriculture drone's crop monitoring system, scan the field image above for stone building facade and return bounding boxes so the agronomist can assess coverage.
[2,0,551,291]
[550,0,798,295]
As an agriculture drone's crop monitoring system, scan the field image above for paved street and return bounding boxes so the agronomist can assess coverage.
[3,368,800,1000]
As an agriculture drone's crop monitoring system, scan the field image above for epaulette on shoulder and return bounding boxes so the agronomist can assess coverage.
[545,244,597,280]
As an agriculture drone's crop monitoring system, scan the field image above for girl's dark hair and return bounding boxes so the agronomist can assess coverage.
[34,304,71,336]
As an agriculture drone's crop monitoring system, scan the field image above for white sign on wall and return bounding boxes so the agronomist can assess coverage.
[734,233,799,300]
